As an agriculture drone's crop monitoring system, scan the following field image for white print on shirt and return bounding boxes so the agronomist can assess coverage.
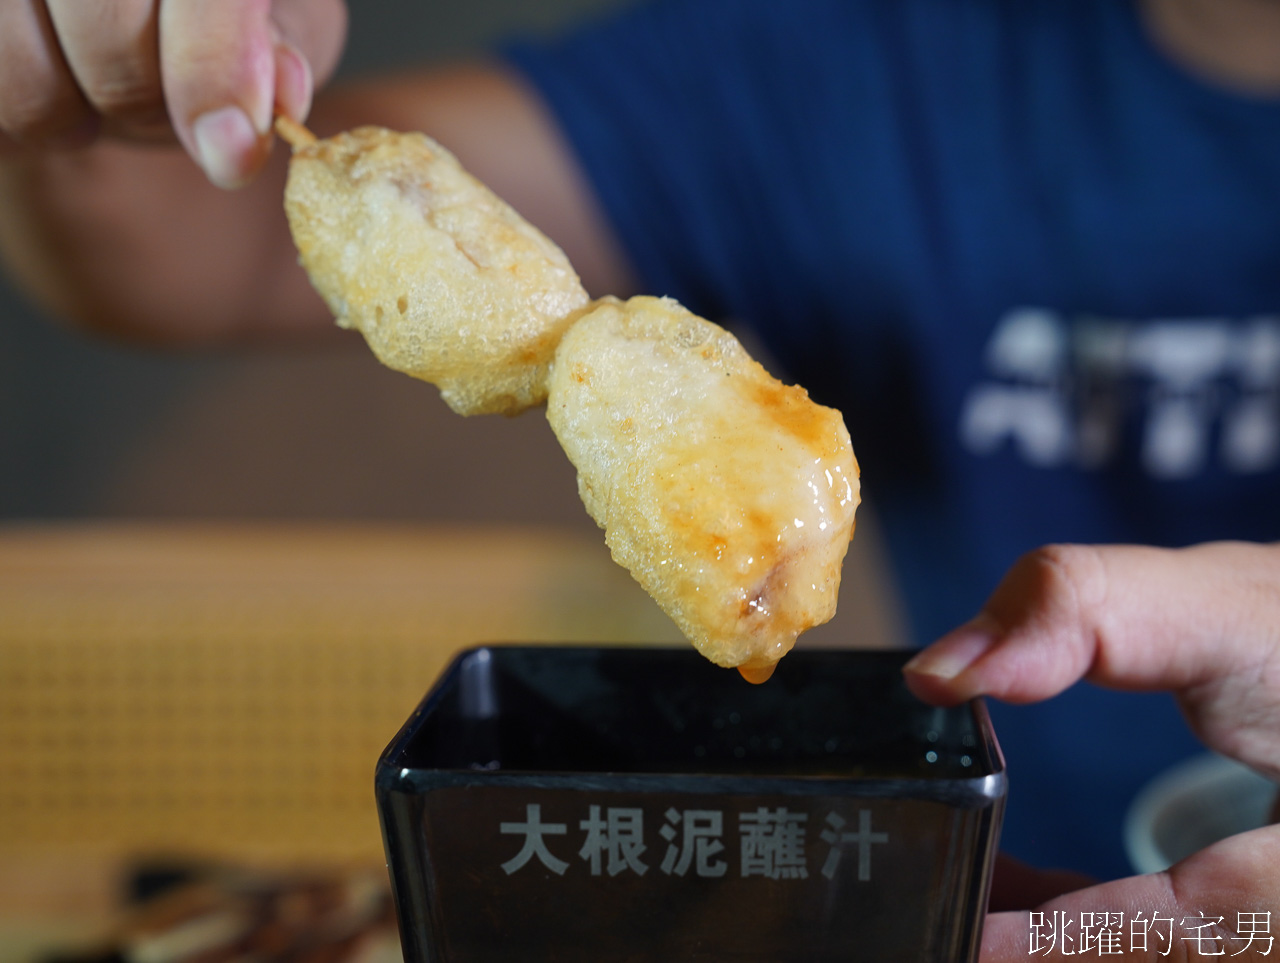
[960,307,1280,479]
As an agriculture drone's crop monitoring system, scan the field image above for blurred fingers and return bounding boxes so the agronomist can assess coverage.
[270,0,346,93]
[44,0,169,139]
[0,0,96,147]
[158,0,346,188]
[0,0,345,175]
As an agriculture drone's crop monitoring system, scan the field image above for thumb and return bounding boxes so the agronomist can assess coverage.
[159,0,346,188]
[978,825,1280,961]
[161,0,276,188]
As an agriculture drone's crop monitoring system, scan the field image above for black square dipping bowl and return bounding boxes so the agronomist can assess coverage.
[376,646,1005,963]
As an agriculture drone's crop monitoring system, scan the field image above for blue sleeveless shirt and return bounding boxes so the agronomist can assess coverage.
[507,0,1280,878]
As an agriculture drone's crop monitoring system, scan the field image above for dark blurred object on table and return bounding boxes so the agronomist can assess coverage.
[42,864,399,963]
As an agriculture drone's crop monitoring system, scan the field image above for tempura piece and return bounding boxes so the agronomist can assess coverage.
[547,296,860,679]
[280,122,589,415]
[277,120,861,680]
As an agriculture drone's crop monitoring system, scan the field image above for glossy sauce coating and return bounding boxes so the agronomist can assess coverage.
[280,122,861,676]
[547,296,860,673]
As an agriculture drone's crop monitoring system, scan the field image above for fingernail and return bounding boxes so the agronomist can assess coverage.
[192,106,258,190]
[903,621,998,680]
[274,41,313,123]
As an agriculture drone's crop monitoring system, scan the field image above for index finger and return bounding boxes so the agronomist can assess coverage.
[903,541,1280,707]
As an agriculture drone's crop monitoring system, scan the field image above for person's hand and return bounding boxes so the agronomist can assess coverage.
[903,541,1280,961]
[0,0,347,187]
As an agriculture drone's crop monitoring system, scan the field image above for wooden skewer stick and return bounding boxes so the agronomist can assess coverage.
[275,115,316,148]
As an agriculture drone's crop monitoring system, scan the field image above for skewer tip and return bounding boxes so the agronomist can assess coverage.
[275,115,317,148]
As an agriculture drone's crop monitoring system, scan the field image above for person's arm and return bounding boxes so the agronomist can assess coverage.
[903,541,1280,959]
[0,2,632,346]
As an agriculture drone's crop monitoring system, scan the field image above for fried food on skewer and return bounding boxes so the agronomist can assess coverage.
[278,120,860,680]
[547,296,859,678]
[279,122,589,415]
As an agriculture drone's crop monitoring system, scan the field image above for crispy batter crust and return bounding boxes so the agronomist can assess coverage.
[283,126,589,415]
[547,296,860,671]
[281,124,862,674]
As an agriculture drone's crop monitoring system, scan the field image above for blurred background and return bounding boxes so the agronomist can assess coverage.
[0,0,904,644]
[0,1,905,958]
[0,0,633,527]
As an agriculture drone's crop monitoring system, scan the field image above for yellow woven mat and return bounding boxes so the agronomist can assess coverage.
[0,523,677,867]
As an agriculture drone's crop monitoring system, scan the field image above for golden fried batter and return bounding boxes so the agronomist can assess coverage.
[279,121,860,679]
[281,124,589,415]
[547,296,860,677]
